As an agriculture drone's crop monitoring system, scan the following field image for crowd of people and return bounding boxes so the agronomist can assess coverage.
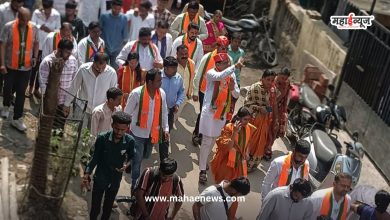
[0,0,389,220]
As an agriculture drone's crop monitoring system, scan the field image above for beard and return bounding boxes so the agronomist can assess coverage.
[189,36,197,41]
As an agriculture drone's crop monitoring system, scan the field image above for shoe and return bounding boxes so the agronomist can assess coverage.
[11,118,27,131]
[1,107,10,118]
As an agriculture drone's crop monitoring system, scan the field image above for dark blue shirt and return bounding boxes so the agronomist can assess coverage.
[85,131,135,189]
[358,204,376,220]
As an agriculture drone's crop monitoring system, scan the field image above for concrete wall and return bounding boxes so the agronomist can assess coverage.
[271,0,347,80]
[338,82,390,181]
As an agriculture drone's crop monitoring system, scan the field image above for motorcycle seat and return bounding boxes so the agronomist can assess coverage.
[300,84,321,110]
[312,129,337,164]
[222,17,238,27]
[225,24,243,33]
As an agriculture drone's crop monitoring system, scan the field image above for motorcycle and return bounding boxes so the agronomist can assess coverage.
[204,9,278,67]
[287,83,347,143]
[300,123,364,190]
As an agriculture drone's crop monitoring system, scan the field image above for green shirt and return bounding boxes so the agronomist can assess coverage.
[85,130,135,189]
[228,45,245,86]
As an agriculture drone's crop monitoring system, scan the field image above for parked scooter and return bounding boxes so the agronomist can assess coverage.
[204,9,278,67]
[287,83,347,141]
[299,123,364,190]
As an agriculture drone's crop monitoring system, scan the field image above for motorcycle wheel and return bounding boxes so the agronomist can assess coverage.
[258,39,278,67]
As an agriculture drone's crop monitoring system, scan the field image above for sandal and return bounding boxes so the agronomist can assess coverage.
[199,171,207,184]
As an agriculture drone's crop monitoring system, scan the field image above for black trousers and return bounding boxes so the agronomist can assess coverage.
[29,50,41,91]
[90,182,119,220]
[157,107,175,162]
[3,68,31,120]
[193,91,204,136]
[53,105,68,131]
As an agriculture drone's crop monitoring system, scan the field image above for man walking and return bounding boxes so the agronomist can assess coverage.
[261,139,311,199]
[256,178,313,220]
[82,111,135,220]
[0,7,39,131]
[99,0,128,70]
[124,68,169,191]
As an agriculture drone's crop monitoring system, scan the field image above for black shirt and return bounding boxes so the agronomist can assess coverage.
[85,131,135,189]
[61,15,86,42]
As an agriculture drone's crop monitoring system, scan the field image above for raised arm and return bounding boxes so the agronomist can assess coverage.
[116,41,132,67]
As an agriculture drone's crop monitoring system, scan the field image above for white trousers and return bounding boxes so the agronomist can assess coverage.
[199,135,217,171]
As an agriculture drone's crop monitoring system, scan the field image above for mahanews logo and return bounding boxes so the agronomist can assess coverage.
[330,13,375,30]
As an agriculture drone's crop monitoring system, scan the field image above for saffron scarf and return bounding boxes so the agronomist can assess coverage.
[11,19,33,69]
[211,72,232,120]
[198,50,217,93]
[180,12,200,34]
[85,39,104,63]
[278,152,309,186]
[181,34,198,60]
[227,123,251,176]
[130,41,157,60]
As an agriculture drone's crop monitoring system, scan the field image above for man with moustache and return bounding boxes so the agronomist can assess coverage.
[310,173,353,220]
[261,139,311,199]
[63,52,118,128]
[257,178,313,220]
[39,39,78,131]
[116,27,163,71]
[41,22,78,58]
[170,22,203,69]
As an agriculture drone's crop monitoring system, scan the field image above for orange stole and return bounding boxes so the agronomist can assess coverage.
[320,189,349,220]
[136,86,163,144]
[199,50,217,93]
[247,113,271,158]
[121,66,144,108]
[278,152,309,186]
[180,12,200,34]
[52,32,61,50]
[185,59,195,98]
[130,41,157,59]
[182,34,198,60]
[11,20,33,69]
[211,75,232,120]
[211,123,255,183]
[86,41,104,63]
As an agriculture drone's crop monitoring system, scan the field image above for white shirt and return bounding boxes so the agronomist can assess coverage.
[169,13,208,40]
[170,35,204,69]
[199,66,239,137]
[124,86,169,138]
[77,35,105,66]
[151,30,173,59]
[91,102,122,137]
[125,10,155,42]
[41,32,78,58]
[261,153,310,199]
[64,62,118,113]
[31,8,62,50]
[77,0,107,27]
[309,188,351,220]
[199,181,233,220]
[116,40,163,71]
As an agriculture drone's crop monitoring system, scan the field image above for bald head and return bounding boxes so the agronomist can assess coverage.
[60,22,74,40]
[18,7,31,25]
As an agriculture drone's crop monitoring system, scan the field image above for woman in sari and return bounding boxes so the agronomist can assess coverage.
[244,70,277,172]
[202,10,228,53]
[266,67,291,157]
[210,106,256,218]
[117,52,146,109]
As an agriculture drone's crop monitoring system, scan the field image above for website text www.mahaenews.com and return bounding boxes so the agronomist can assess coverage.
[145,195,246,203]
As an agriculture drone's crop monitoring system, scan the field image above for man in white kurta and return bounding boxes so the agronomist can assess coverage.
[77,22,105,66]
[198,53,242,184]
[41,22,78,58]
[116,27,163,71]
[125,1,155,41]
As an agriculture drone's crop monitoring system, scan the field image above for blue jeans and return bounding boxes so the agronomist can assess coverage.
[130,133,170,187]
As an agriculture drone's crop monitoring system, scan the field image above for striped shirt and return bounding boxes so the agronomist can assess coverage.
[137,167,184,220]
[39,52,78,104]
